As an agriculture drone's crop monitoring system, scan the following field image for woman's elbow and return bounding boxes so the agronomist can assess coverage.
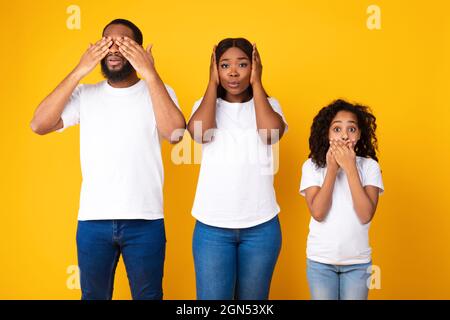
[310,211,327,222]
[30,119,48,135]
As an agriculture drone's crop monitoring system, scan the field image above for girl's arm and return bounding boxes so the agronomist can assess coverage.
[330,140,380,224]
[345,168,379,224]
[251,45,286,145]
[187,46,218,144]
[304,148,339,222]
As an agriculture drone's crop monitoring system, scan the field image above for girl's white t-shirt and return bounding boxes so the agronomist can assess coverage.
[299,157,384,265]
[190,97,288,229]
[58,80,179,221]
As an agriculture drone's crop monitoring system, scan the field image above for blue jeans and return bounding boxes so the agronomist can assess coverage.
[192,216,282,300]
[306,258,372,300]
[76,219,166,300]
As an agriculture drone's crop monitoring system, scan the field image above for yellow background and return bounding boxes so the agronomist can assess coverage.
[1,0,450,299]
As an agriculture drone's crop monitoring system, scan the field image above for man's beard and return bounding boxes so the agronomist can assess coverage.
[101,55,134,82]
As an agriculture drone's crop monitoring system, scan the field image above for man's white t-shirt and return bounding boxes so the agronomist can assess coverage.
[58,79,179,221]
[299,157,384,265]
[190,97,288,229]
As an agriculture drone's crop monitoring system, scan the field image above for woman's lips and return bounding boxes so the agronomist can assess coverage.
[227,81,240,88]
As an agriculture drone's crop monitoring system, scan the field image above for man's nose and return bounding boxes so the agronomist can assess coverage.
[109,41,120,53]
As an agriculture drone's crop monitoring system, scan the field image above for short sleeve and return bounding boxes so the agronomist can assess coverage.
[299,158,322,196]
[268,97,288,132]
[164,84,180,110]
[363,159,384,195]
[57,84,82,132]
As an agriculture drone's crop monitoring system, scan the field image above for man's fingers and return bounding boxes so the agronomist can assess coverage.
[94,40,112,54]
[122,37,143,52]
[118,46,133,61]
[123,36,139,46]
[117,38,138,55]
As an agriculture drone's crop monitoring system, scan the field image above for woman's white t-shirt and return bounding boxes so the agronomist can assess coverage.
[299,157,384,265]
[190,97,288,229]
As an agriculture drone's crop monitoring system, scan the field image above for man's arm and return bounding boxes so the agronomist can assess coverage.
[30,37,112,135]
[116,37,186,144]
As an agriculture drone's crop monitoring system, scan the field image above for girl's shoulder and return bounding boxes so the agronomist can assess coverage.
[356,156,382,173]
[302,158,323,172]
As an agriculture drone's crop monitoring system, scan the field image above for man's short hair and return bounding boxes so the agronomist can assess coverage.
[103,19,143,45]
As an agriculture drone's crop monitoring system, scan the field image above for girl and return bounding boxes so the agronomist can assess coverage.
[187,38,288,300]
[299,99,384,300]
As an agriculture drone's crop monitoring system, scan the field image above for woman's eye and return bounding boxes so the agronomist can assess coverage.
[239,63,248,68]
[333,127,340,132]
[220,64,229,69]
[349,127,356,133]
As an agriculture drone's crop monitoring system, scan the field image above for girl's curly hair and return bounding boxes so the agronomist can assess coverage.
[309,99,378,168]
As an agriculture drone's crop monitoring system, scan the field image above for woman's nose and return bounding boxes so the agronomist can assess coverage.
[228,68,238,77]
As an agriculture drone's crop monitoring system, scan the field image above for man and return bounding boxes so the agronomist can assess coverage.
[30,19,186,300]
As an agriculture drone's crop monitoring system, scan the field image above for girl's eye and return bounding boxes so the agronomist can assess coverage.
[333,127,340,132]
[220,64,229,69]
[349,127,357,133]
[239,63,248,68]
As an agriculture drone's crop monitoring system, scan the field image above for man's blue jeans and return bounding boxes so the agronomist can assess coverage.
[76,219,166,300]
[306,258,372,300]
[192,215,282,300]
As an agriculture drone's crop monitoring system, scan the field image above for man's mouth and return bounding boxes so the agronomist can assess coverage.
[107,56,124,67]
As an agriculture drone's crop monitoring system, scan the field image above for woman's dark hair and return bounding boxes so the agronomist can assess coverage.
[102,19,143,45]
[309,99,378,168]
[215,38,254,100]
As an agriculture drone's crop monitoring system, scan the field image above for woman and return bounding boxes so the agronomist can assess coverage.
[187,38,288,300]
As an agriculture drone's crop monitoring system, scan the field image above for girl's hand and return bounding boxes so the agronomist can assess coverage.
[330,139,357,173]
[250,44,263,86]
[116,36,156,81]
[326,144,340,172]
[209,45,220,87]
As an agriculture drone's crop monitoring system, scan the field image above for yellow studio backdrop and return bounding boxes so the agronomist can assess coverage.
[1,0,450,299]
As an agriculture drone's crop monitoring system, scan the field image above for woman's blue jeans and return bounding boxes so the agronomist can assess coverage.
[192,215,282,300]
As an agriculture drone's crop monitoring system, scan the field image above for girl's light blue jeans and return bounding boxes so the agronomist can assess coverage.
[306,258,372,300]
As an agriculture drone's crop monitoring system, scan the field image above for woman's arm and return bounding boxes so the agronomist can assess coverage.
[251,45,286,145]
[187,46,219,144]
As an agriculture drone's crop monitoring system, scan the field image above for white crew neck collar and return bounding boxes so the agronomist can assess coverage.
[103,79,145,95]
[218,97,254,108]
